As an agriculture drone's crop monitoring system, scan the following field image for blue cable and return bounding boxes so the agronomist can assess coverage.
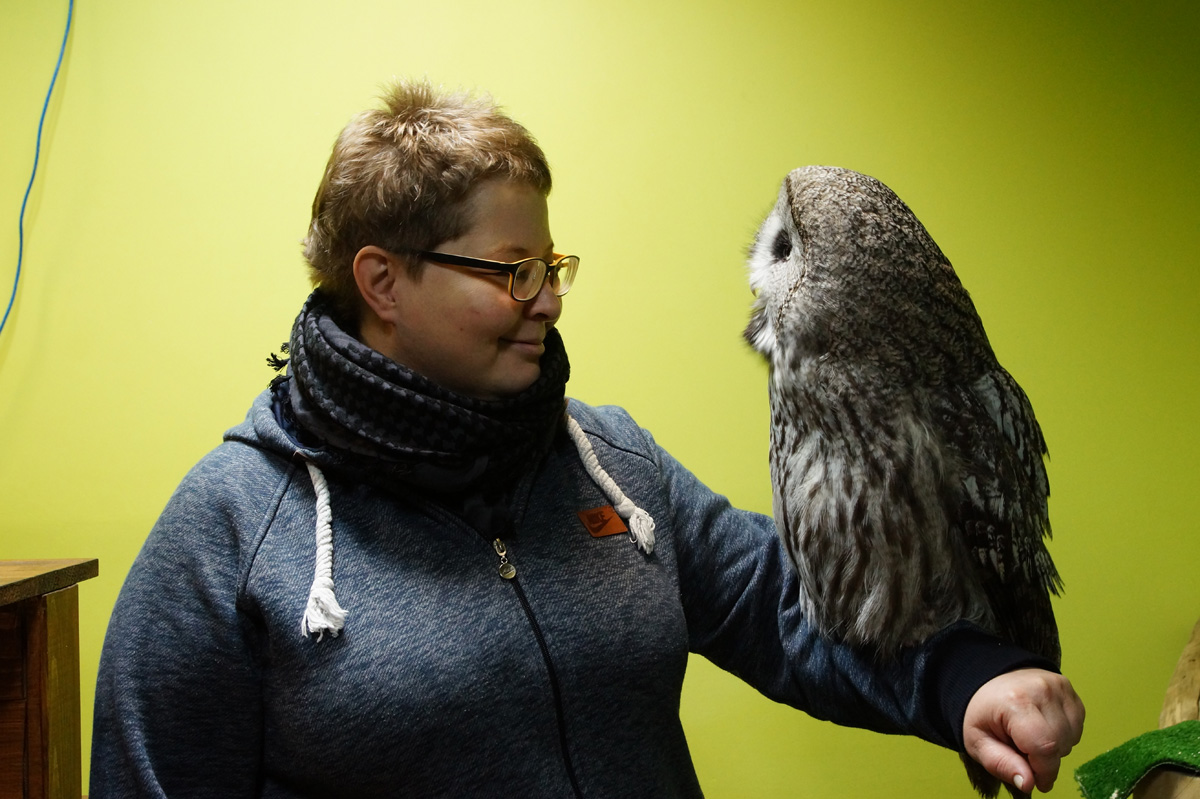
[1,0,75,340]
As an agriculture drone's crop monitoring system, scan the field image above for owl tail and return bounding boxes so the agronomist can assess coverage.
[961,753,1029,799]
[565,413,656,555]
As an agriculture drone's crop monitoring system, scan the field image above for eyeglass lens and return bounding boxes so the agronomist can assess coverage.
[512,257,578,301]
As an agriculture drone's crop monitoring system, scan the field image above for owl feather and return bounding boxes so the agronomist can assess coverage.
[744,166,1062,799]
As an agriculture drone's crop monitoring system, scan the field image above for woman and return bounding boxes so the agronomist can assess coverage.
[91,80,1082,797]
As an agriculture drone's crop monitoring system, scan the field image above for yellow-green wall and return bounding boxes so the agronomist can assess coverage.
[3,1,1197,795]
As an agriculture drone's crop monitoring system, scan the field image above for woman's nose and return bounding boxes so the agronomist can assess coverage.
[525,279,563,322]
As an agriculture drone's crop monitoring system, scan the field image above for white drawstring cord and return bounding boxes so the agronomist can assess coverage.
[565,414,656,554]
[301,461,348,640]
[298,414,647,639]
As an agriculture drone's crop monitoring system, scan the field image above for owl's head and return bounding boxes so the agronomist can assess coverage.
[745,165,970,370]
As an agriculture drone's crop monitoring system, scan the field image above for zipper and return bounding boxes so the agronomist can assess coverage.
[492,538,517,580]
[489,537,584,798]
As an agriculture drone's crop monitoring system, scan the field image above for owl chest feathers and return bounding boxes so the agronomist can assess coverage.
[768,355,996,653]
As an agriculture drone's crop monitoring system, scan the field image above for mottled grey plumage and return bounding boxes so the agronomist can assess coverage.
[745,166,1062,798]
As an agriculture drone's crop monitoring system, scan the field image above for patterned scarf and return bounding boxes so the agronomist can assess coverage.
[274,290,570,506]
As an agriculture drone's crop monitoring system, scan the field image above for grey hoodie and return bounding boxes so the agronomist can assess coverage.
[90,393,1047,797]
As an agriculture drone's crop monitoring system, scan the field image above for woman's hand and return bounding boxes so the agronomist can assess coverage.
[963,668,1085,793]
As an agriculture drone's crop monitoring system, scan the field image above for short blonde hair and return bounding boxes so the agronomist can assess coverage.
[302,79,552,320]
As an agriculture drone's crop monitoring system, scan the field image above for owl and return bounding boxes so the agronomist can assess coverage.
[744,166,1062,799]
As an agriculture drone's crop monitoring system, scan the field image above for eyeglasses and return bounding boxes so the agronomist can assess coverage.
[417,251,579,302]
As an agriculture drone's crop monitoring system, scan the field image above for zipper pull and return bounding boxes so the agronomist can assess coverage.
[492,538,517,580]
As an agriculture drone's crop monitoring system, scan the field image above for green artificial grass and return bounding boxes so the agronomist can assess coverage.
[1075,720,1200,799]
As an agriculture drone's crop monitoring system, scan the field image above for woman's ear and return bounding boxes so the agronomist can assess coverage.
[352,246,401,323]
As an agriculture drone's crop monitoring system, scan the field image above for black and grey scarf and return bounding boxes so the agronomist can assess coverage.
[272,290,570,501]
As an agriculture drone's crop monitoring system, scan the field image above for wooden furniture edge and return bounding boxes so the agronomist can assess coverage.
[0,559,100,607]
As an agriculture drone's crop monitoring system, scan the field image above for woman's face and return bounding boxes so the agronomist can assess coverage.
[368,179,563,400]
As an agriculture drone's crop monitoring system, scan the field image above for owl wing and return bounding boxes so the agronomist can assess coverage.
[942,368,1062,665]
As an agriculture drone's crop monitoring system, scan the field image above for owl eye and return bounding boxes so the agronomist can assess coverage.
[771,229,792,261]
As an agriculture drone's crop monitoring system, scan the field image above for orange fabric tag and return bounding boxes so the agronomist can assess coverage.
[578,506,628,538]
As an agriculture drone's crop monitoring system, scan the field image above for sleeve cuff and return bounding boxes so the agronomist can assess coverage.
[924,624,1060,751]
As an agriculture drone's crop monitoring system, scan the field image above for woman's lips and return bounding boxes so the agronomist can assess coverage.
[503,338,545,357]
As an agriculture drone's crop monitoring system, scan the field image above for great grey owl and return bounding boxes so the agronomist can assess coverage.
[744,166,1062,799]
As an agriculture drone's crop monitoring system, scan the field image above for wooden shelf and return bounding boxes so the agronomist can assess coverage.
[0,560,99,607]
[1,559,99,799]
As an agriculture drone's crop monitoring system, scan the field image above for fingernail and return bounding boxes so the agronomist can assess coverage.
[1014,775,1025,791]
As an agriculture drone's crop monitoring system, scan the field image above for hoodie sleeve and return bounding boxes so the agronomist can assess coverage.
[90,446,294,798]
[653,434,1055,751]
